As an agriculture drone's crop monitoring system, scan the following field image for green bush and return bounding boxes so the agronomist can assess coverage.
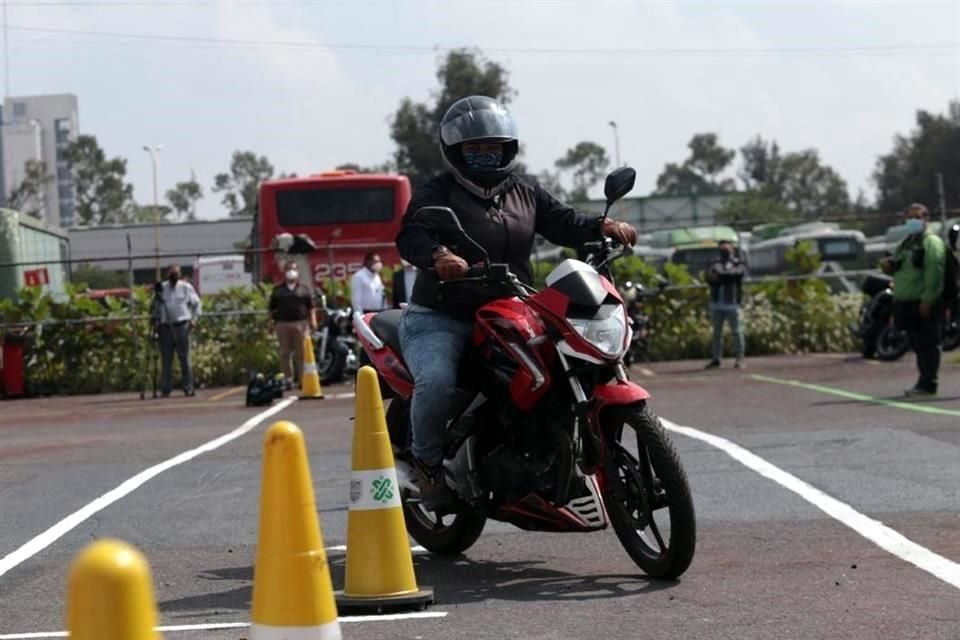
[0,285,280,395]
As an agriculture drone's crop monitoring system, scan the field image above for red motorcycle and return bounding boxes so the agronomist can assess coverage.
[354,168,696,579]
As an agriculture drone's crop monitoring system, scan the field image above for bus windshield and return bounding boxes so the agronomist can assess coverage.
[276,186,395,226]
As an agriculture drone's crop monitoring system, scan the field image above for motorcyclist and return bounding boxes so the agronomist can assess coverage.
[396,95,637,509]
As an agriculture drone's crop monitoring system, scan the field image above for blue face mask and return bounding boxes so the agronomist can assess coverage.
[463,150,503,172]
[904,218,925,235]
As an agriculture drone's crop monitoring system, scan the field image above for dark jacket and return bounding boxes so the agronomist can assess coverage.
[705,254,746,307]
[268,283,314,322]
[392,269,414,308]
[396,173,602,318]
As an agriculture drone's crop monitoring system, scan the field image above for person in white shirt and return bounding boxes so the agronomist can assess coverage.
[153,264,202,397]
[350,252,386,313]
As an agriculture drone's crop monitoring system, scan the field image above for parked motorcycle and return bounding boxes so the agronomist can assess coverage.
[355,167,696,579]
[619,277,668,366]
[314,296,360,384]
[851,275,959,361]
[850,273,908,360]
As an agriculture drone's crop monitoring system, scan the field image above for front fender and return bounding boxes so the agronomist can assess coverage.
[589,381,651,428]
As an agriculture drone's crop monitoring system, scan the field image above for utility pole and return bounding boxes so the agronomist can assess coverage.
[937,172,947,231]
[143,144,163,281]
[608,121,621,168]
[3,0,9,99]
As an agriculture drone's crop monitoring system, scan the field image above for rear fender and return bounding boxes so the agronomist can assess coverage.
[354,312,413,399]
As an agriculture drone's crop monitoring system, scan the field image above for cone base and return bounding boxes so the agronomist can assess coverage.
[299,395,326,400]
[334,587,434,615]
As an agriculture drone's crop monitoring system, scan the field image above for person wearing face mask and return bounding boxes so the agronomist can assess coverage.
[392,259,418,308]
[268,260,317,389]
[395,95,637,510]
[350,252,387,314]
[704,240,747,370]
[155,264,202,398]
[881,203,946,396]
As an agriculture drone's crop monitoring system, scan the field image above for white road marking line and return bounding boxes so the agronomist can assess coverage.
[325,544,427,554]
[639,367,655,377]
[661,418,960,590]
[331,392,356,399]
[0,398,298,581]
[0,612,448,639]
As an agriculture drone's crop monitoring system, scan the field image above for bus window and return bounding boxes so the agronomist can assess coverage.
[276,187,395,226]
[818,238,858,260]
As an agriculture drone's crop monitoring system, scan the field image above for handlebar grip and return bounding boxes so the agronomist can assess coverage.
[465,266,486,278]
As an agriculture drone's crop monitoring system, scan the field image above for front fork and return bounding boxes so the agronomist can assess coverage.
[554,351,632,480]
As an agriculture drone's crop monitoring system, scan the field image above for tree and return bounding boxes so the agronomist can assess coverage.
[715,191,799,227]
[390,49,515,186]
[655,133,735,195]
[734,136,849,218]
[213,151,275,217]
[61,135,135,225]
[334,162,395,174]
[535,169,567,200]
[776,150,849,217]
[166,178,203,221]
[7,160,53,218]
[555,141,609,202]
[131,204,174,224]
[874,102,960,212]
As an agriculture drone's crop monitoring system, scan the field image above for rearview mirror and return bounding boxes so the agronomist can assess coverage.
[604,166,637,205]
[412,206,465,235]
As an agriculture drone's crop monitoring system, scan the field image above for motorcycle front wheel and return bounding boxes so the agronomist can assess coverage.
[317,339,349,384]
[601,404,696,579]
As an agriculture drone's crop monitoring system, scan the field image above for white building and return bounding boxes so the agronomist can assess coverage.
[0,94,79,228]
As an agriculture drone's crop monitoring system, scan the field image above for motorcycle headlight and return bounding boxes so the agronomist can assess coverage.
[568,304,627,358]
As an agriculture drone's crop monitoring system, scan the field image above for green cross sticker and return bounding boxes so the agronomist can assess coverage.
[371,476,394,504]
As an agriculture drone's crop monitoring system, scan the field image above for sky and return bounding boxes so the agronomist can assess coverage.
[3,0,959,220]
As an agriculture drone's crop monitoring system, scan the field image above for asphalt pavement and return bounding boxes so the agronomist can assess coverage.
[0,353,957,639]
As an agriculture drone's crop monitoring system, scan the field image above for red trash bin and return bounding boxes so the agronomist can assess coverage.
[2,327,28,398]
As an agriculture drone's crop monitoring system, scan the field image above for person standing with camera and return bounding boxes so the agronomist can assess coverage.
[154,264,202,398]
[881,204,946,397]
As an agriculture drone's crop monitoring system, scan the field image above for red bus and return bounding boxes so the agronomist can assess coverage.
[256,170,411,290]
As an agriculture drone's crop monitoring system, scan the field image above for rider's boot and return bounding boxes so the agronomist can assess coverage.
[413,458,456,512]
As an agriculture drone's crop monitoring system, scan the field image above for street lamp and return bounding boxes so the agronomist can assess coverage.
[142,144,163,282]
[608,121,621,168]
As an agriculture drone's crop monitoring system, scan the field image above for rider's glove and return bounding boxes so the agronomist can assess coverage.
[602,219,638,247]
[432,246,469,281]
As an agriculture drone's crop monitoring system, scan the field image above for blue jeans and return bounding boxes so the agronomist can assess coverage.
[398,306,473,466]
[711,307,744,362]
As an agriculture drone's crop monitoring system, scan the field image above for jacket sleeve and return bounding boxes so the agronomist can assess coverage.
[532,183,603,249]
[395,178,451,270]
[922,234,946,305]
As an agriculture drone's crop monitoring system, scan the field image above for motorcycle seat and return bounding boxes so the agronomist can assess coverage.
[370,309,404,355]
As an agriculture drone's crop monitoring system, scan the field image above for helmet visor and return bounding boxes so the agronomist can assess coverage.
[440,107,518,146]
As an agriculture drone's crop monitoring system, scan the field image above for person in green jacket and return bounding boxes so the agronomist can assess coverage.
[881,203,946,396]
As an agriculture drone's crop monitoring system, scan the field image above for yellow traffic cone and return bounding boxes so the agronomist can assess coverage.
[335,366,434,614]
[251,421,341,640]
[66,539,162,640]
[300,334,325,399]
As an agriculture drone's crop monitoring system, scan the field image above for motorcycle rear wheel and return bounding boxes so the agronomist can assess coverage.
[402,496,487,556]
[386,398,487,555]
[601,404,696,579]
[876,326,909,361]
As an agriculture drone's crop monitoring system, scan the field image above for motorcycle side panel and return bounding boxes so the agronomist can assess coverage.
[474,298,553,411]
[355,316,414,399]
